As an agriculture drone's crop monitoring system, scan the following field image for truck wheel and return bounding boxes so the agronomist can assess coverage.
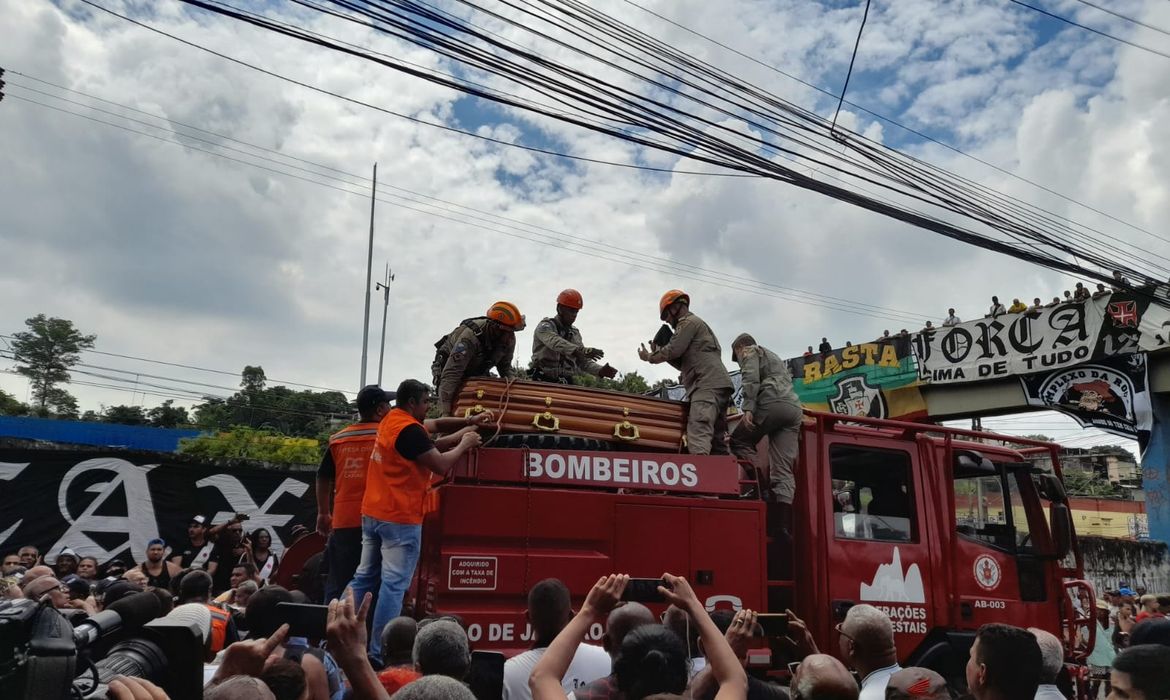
[487,433,614,451]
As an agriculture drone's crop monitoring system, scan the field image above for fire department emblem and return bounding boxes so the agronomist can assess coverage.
[829,376,887,419]
[1108,301,1139,328]
[973,554,1001,591]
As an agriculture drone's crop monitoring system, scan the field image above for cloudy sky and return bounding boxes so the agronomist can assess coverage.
[2,0,1166,454]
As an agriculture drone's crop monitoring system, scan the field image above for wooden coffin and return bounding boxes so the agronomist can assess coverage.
[453,378,688,451]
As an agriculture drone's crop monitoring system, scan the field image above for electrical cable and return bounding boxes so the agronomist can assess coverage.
[5,76,928,317]
[617,0,1170,248]
[831,0,872,133]
[78,0,1170,292]
[261,0,1170,287]
[5,89,937,324]
[0,333,349,395]
[1068,0,1170,38]
[1006,0,1170,61]
[71,0,755,178]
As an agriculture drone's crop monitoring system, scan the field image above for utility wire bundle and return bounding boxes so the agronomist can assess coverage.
[164,0,1169,294]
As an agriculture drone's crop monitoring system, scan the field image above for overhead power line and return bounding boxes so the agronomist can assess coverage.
[617,0,1170,249]
[71,0,1170,286]
[71,0,752,179]
[830,0,872,133]
[4,75,925,319]
[4,83,937,325]
[0,333,351,395]
[1069,0,1170,38]
[1007,0,1170,61]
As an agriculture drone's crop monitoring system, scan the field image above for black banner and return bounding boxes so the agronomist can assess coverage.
[916,292,1170,384]
[1020,354,1153,445]
[0,448,316,565]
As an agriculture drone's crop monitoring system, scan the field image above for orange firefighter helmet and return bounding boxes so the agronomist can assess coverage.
[486,301,525,331]
[658,289,690,320]
[556,289,584,310]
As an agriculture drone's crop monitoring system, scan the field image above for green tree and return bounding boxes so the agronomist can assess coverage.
[192,367,351,438]
[0,389,28,416]
[80,410,101,422]
[241,366,267,395]
[178,427,321,465]
[147,400,190,428]
[103,404,148,426]
[39,386,79,419]
[10,315,95,414]
[1062,468,1118,497]
[574,370,652,395]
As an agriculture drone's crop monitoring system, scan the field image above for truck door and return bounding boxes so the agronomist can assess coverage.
[823,441,934,660]
[951,459,1059,632]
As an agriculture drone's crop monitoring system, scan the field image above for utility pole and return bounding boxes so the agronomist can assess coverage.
[359,163,377,390]
[376,263,395,385]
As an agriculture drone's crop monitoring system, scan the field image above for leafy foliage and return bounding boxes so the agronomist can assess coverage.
[192,366,351,438]
[146,400,190,428]
[178,426,321,465]
[0,389,28,416]
[9,315,94,415]
[102,404,148,426]
[574,370,651,394]
[1062,467,1122,498]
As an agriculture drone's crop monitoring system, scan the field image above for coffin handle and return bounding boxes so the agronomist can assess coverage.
[532,411,560,432]
[613,407,640,441]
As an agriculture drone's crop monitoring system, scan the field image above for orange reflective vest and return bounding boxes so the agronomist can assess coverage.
[205,604,231,653]
[327,422,380,529]
[361,408,433,525]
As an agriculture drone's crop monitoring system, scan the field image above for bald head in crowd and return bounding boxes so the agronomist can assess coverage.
[603,602,656,659]
[840,604,898,678]
[204,676,276,700]
[794,654,859,700]
[393,674,476,700]
[886,668,948,700]
[19,565,53,589]
[1028,628,1064,685]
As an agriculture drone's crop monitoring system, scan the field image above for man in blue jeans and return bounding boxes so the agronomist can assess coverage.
[346,378,489,658]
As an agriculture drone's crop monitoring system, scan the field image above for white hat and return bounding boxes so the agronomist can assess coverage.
[167,603,213,644]
[47,547,78,565]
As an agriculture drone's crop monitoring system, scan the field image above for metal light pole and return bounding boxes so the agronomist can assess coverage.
[359,163,377,390]
[376,264,395,386]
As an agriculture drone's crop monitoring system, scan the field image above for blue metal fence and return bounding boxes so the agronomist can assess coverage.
[0,416,201,452]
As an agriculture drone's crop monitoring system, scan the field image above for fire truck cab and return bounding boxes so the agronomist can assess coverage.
[406,410,1093,687]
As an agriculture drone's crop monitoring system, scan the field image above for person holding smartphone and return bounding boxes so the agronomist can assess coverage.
[530,573,747,700]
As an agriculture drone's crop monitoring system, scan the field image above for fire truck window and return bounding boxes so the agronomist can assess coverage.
[829,445,915,542]
[954,471,1030,551]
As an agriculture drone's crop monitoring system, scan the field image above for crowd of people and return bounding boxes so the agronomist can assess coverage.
[6,541,1170,700]
[803,271,1148,355]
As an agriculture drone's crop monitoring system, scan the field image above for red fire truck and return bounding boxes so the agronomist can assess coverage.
[403,406,1095,688]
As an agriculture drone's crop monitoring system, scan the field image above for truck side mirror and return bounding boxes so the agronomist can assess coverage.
[1050,502,1073,560]
[1038,473,1067,501]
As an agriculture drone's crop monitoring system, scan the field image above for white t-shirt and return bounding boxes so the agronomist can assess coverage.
[859,664,901,700]
[1035,684,1068,700]
[502,645,612,700]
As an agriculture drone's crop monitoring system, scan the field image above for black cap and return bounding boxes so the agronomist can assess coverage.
[356,385,395,413]
[95,577,142,605]
[61,575,91,599]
